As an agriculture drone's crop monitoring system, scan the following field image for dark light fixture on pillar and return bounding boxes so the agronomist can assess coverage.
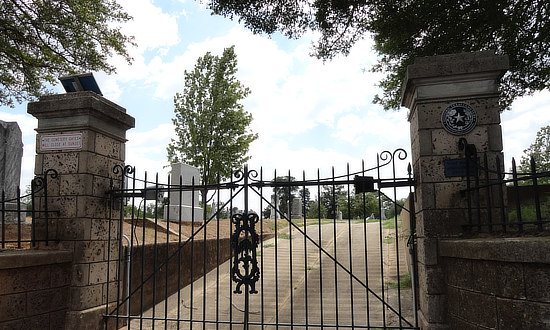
[58,73,102,95]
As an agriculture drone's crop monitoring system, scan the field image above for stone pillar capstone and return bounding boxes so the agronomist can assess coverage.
[28,91,135,329]
[401,51,508,329]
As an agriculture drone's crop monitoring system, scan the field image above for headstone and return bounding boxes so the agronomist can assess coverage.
[270,195,277,219]
[0,121,23,223]
[380,207,387,220]
[164,163,204,222]
[291,197,303,219]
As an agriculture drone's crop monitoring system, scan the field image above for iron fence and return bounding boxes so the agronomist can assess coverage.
[0,169,58,248]
[104,149,418,330]
[461,139,550,233]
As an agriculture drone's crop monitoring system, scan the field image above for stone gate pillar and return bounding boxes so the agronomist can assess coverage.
[401,51,508,329]
[28,91,135,329]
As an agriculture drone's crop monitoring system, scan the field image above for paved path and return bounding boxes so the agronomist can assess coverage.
[128,221,414,329]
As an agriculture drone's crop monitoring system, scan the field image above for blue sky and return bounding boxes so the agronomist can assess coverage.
[2,0,550,188]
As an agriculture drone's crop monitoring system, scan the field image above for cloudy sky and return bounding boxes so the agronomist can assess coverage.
[2,0,550,189]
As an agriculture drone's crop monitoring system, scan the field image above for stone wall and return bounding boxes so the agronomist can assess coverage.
[440,237,550,329]
[0,250,72,329]
[122,238,232,316]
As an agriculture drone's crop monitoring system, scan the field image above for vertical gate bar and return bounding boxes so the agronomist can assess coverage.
[465,144,473,231]
[316,169,324,329]
[17,187,21,248]
[115,169,127,329]
[274,169,279,330]
[44,170,49,246]
[139,171,147,329]
[530,157,543,231]
[190,176,195,330]
[128,169,136,329]
[105,176,114,330]
[361,160,371,329]
[31,181,35,247]
[243,164,250,330]
[376,154,386,327]
[302,170,309,329]
[288,170,294,330]
[165,174,171,329]
[495,156,507,232]
[331,167,339,326]
[1,190,4,248]
[203,177,208,330]
[483,154,493,232]
[346,164,355,328]
[474,159,482,232]
[392,154,403,328]
[152,173,159,325]
[260,168,265,330]
[511,159,523,232]
[177,175,182,330]
[408,176,419,328]
[229,173,234,330]
[216,173,221,330]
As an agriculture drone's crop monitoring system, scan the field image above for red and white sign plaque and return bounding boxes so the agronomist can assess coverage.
[40,133,83,151]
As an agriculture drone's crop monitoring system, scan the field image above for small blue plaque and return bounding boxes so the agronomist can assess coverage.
[444,158,478,177]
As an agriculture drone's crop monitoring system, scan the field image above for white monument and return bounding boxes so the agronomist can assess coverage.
[164,163,204,222]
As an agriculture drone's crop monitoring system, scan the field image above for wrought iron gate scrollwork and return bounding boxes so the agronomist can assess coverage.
[230,212,260,294]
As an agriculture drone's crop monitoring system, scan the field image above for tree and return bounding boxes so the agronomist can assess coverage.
[207,0,550,111]
[519,125,550,183]
[1,0,134,107]
[167,46,258,206]
[271,176,298,216]
[319,185,346,219]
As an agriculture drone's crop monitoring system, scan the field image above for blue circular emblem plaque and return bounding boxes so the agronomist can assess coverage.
[441,102,477,135]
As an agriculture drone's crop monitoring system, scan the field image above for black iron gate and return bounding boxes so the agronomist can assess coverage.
[105,149,418,329]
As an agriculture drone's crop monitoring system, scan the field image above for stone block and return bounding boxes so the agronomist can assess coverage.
[50,263,71,288]
[434,182,467,209]
[417,237,439,265]
[443,257,473,290]
[89,261,118,284]
[69,283,104,310]
[43,152,79,174]
[79,151,121,177]
[95,133,122,160]
[27,287,68,315]
[77,195,108,219]
[72,263,90,286]
[452,288,497,329]
[497,298,550,329]
[494,262,525,299]
[524,263,550,302]
[416,209,466,237]
[488,124,503,152]
[418,292,447,324]
[418,264,445,295]
[415,183,436,211]
[0,314,50,330]
[73,241,106,263]
[448,315,478,330]
[418,130,433,156]
[90,219,111,240]
[54,218,92,240]
[0,266,50,295]
[0,293,26,321]
[59,173,94,196]
[49,309,68,329]
[93,175,112,198]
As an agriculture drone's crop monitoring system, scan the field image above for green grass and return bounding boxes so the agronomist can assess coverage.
[277,233,293,239]
[382,236,395,244]
[387,274,412,289]
[306,265,318,271]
